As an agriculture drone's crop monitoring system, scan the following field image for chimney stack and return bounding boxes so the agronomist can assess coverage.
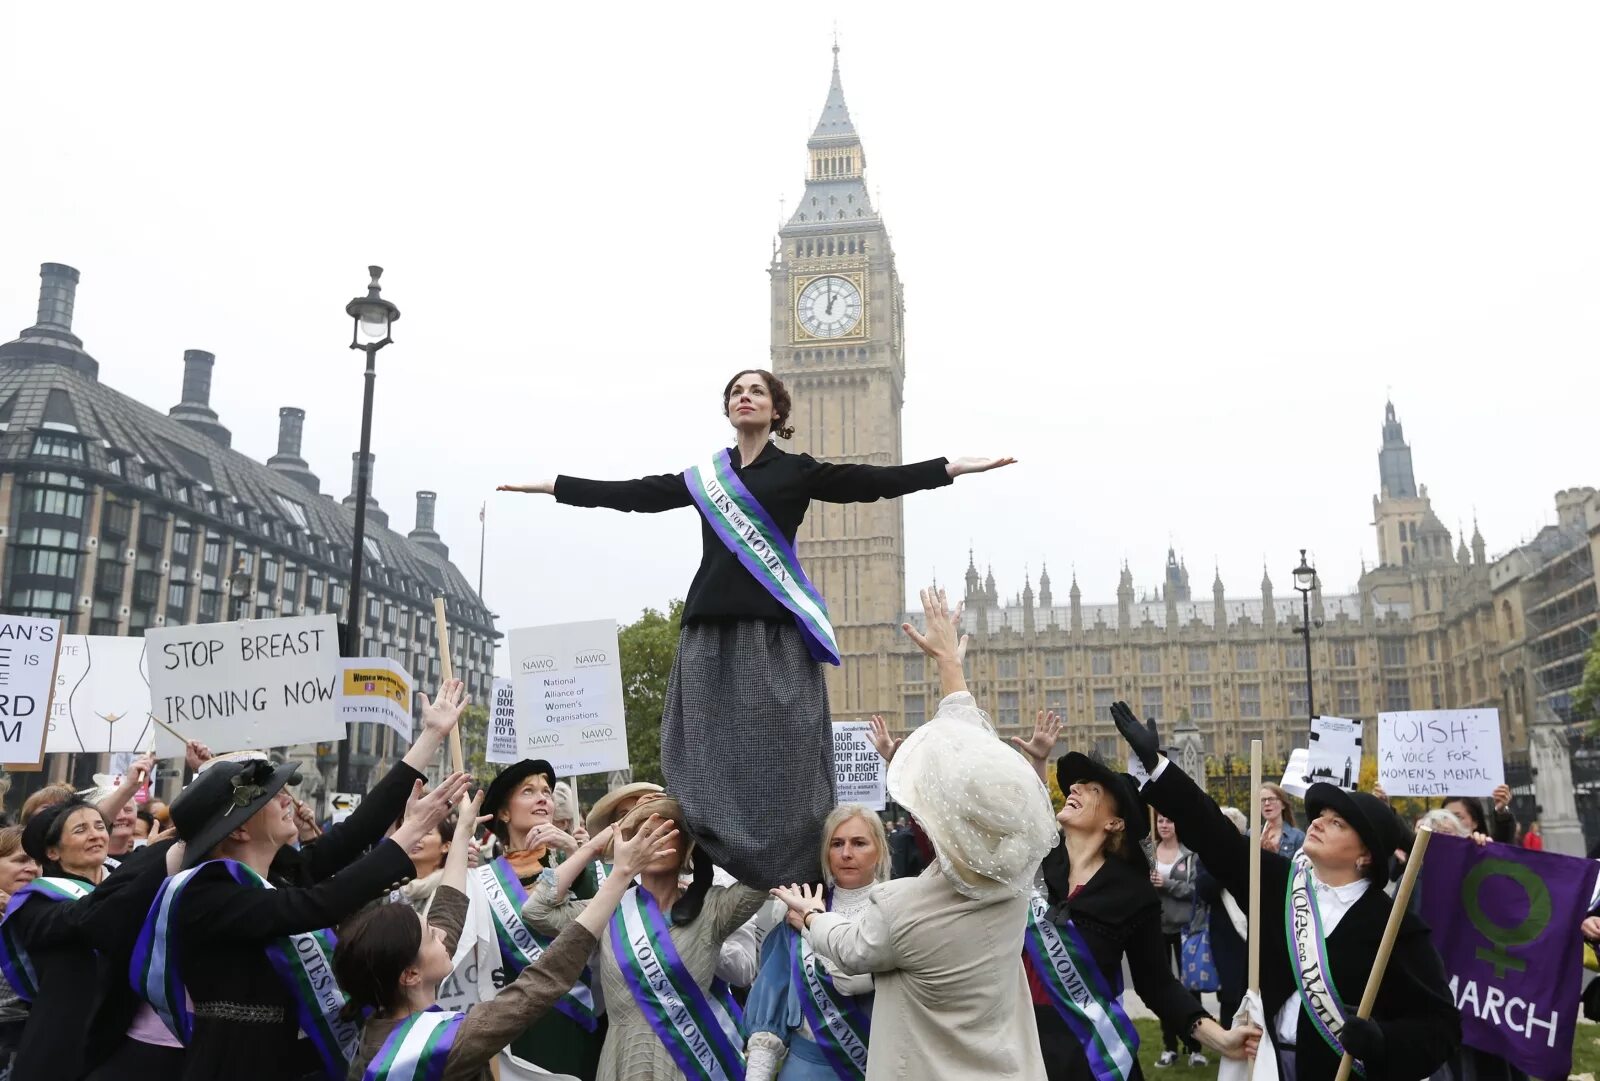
[343,452,388,529]
[168,349,232,446]
[408,491,450,559]
[267,406,320,494]
[0,262,99,377]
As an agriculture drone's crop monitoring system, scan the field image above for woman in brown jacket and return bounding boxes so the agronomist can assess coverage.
[336,795,680,1081]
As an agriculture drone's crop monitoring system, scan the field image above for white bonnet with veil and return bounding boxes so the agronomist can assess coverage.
[887,690,1059,901]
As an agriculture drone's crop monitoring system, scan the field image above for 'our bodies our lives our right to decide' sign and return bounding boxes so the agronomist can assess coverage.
[486,678,519,764]
[1378,708,1505,797]
[832,721,887,810]
[0,615,62,769]
[146,614,344,756]
[509,620,628,776]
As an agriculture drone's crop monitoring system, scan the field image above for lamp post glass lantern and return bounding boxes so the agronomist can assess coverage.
[229,557,250,621]
[340,266,399,791]
[1292,548,1316,722]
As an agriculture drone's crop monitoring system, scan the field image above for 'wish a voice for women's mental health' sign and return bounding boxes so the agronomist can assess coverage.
[1378,708,1504,797]
[509,620,629,776]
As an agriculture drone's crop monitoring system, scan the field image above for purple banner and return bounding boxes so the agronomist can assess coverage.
[1419,833,1598,1080]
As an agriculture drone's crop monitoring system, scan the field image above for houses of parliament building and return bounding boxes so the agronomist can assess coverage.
[770,49,1600,765]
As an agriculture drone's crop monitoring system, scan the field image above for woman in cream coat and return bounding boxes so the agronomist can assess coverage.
[772,588,1058,1081]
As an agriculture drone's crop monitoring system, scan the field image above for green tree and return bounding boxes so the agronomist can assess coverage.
[617,600,684,786]
[457,703,494,786]
[1578,628,1600,730]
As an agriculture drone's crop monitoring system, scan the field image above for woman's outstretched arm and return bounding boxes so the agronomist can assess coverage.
[499,472,691,513]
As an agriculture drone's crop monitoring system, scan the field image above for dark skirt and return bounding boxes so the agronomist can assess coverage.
[661,619,835,887]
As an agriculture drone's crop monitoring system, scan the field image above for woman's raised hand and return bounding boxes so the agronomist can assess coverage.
[1011,710,1061,762]
[524,821,580,855]
[901,587,963,661]
[771,882,826,931]
[613,816,678,879]
[868,715,903,765]
[1110,701,1160,773]
[945,457,1017,478]
[420,679,468,740]
[453,791,490,847]
[496,481,555,495]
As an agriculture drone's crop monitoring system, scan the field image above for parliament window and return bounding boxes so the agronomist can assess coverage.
[998,692,1020,726]
[1239,682,1262,718]
[1091,652,1113,676]
[1337,680,1360,715]
[1333,642,1357,667]
[1043,655,1066,677]
[1141,686,1164,718]
[1234,646,1257,671]
[1188,648,1210,673]
[1381,640,1407,667]
[1289,681,1309,719]
[1385,678,1412,711]
[1093,688,1114,721]
[903,655,924,683]
[904,695,926,727]
[1139,649,1161,674]
[997,655,1019,678]
[1190,685,1213,720]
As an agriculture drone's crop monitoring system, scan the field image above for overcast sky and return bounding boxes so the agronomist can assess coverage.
[4,3,1597,667]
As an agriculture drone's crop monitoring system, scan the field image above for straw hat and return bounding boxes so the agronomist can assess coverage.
[585,782,665,837]
[886,692,1058,901]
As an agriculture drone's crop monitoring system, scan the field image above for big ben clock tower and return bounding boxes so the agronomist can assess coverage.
[771,45,909,724]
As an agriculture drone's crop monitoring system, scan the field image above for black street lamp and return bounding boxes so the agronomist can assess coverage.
[339,266,400,793]
[1292,548,1317,723]
[229,555,251,622]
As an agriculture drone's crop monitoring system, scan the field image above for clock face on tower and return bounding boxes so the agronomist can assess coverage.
[795,274,864,339]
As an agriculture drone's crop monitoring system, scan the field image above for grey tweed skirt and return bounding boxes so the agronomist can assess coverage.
[660,619,835,888]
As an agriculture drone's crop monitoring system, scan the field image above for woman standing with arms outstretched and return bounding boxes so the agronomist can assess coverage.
[499,368,1011,899]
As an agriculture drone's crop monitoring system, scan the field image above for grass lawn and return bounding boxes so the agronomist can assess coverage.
[1128,1018,1600,1080]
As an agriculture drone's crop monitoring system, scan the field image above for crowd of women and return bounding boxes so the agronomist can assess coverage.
[0,366,1589,1081]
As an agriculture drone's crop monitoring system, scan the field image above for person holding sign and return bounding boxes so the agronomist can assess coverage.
[498,368,1013,896]
[521,794,770,1081]
[742,804,891,1081]
[132,757,472,1081]
[336,796,680,1081]
[1111,701,1461,1081]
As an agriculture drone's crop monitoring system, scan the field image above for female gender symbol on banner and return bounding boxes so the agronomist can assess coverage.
[1462,858,1552,979]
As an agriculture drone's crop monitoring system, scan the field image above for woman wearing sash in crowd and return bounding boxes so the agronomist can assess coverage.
[769,586,1058,1081]
[338,796,680,1081]
[522,793,769,1081]
[498,368,1013,899]
[744,804,889,1081]
[133,740,470,1081]
[1111,701,1461,1081]
[482,758,605,1079]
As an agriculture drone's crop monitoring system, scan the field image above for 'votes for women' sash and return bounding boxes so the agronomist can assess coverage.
[1023,892,1139,1081]
[130,859,359,1081]
[475,858,598,1031]
[612,886,746,1081]
[1285,854,1363,1077]
[363,1007,465,1081]
[0,877,94,1001]
[788,919,872,1081]
[684,448,840,666]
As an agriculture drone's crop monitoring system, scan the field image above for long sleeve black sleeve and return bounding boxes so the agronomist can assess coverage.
[798,455,952,504]
[298,761,425,882]
[555,472,693,513]
[1124,899,1208,1032]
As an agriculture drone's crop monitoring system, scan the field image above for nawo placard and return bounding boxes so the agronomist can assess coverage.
[146,614,343,756]
[509,620,628,776]
[1378,709,1505,797]
[0,615,63,768]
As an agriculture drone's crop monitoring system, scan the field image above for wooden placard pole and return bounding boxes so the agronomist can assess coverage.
[1333,825,1434,1081]
[433,597,465,775]
[1246,739,1263,1007]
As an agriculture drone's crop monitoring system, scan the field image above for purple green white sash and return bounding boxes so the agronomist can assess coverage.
[789,909,871,1081]
[1023,891,1139,1081]
[475,857,597,1031]
[1285,854,1364,1076]
[362,1007,465,1081]
[0,876,93,1001]
[611,886,746,1081]
[684,448,840,665]
[129,858,360,1080]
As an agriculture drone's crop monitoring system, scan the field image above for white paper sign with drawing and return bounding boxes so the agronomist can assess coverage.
[832,721,887,810]
[146,614,344,756]
[0,615,62,768]
[49,635,154,754]
[1305,715,1362,791]
[510,620,629,776]
[1378,708,1505,798]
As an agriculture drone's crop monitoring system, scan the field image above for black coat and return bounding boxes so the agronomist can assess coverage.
[1034,845,1206,1081]
[1144,763,1460,1081]
[6,842,173,1081]
[556,444,951,624]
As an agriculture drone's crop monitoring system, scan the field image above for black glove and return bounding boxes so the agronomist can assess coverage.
[1339,1015,1384,1065]
[1110,701,1160,772]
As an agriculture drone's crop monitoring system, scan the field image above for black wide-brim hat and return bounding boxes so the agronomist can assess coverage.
[21,798,93,865]
[169,758,300,869]
[1305,782,1405,882]
[1057,752,1150,844]
[483,759,557,823]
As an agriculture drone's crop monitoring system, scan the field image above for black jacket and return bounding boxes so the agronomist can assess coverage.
[1035,846,1206,1081]
[1143,762,1460,1081]
[556,444,951,624]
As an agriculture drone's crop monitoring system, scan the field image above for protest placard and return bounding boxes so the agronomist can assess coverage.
[1420,833,1598,1079]
[339,658,413,746]
[832,721,887,810]
[1279,747,1311,798]
[510,620,629,776]
[49,635,154,754]
[146,614,343,757]
[486,677,519,764]
[0,615,63,768]
[1306,714,1362,791]
[1126,753,1150,787]
[104,753,156,803]
[1378,709,1504,797]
